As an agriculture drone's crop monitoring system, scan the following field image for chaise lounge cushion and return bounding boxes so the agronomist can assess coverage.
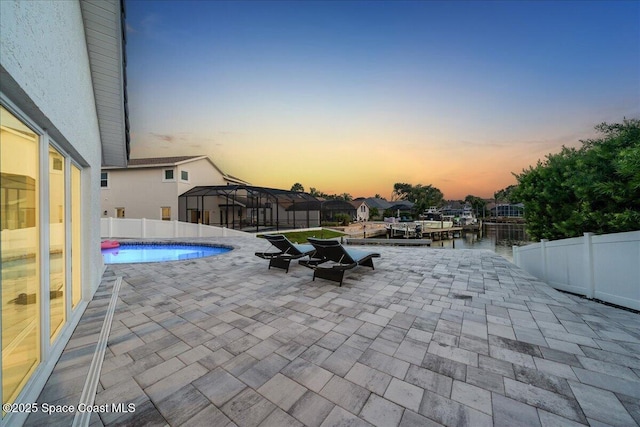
[299,238,380,285]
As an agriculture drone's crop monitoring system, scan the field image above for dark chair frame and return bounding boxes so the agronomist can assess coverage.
[299,238,380,286]
[255,234,315,272]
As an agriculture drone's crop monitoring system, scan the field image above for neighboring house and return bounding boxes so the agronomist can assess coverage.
[441,201,465,217]
[355,197,392,220]
[350,199,370,221]
[1,1,128,424]
[388,200,415,218]
[490,203,525,218]
[101,155,248,221]
[351,197,417,220]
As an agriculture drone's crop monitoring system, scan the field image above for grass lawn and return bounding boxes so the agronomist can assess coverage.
[258,229,345,243]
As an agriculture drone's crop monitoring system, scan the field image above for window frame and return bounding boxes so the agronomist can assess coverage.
[100,171,109,188]
[161,206,171,221]
[163,169,175,182]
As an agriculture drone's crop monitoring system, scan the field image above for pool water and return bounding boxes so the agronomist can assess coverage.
[102,244,231,264]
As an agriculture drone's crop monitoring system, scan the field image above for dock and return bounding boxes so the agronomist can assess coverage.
[346,238,432,246]
[388,222,463,240]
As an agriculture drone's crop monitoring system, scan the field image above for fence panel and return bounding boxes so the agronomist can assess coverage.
[545,239,585,295]
[100,218,253,239]
[515,244,542,279]
[514,230,639,311]
[592,232,640,310]
[144,220,175,238]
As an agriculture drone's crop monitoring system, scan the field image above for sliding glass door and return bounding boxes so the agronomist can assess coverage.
[0,106,40,406]
[1,103,84,410]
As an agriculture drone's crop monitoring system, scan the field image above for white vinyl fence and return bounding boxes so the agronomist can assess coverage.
[100,218,254,239]
[513,231,640,310]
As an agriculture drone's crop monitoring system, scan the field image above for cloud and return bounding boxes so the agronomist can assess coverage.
[150,133,175,143]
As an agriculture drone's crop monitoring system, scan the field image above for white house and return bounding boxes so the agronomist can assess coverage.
[350,200,370,221]
[101,155,248,221]
[0,1,128,425]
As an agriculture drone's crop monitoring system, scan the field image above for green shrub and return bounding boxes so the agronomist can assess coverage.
[333,213,351,226]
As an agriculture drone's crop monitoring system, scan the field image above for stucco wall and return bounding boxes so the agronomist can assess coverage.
[102,158,229,220]
[0,0,103,298]
[102,168,180,220]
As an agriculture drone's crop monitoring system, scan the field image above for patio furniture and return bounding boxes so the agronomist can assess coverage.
[299,238,380,286]
[255,234,315,272]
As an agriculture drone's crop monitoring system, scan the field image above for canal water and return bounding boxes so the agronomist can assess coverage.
[431,223,533,262]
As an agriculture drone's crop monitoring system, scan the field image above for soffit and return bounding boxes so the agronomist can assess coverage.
[81,0,129,167]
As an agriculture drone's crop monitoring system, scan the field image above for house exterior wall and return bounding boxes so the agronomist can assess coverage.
[354,202,369,221]
[102,168,180,219]
[1,1,111,424]
[0,0,103,282]
[102,158,229,220]
[176,158,228,193]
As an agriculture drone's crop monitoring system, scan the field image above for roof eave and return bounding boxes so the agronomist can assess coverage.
[82,0,130,167]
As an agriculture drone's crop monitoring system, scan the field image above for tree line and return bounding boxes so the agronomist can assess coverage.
[289,118,639,240]
[511,119,639,240]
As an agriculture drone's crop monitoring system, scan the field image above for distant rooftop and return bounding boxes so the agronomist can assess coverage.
[103,155,250,185]
[126,156,206,166]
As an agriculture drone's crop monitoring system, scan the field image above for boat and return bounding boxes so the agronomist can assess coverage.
[414,219,454,229]
[419,207,442,221]
[459,205,478,226]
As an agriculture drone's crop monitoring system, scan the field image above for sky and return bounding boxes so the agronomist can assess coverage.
[125,0,639,200]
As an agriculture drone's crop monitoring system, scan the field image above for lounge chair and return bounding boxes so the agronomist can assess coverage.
[299,238,380,286]
[255,234,315,272]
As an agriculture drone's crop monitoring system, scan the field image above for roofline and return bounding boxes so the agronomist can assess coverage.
[101,155,209,170]
[101,155,252,184]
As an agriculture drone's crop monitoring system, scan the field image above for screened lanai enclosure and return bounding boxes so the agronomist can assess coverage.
[178,185,323,232]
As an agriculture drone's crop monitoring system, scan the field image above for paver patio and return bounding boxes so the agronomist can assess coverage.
[25,236,640,426]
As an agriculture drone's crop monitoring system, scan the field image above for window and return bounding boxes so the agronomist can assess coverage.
[100,172,108,188]
[161,207,171,221]
[164,169,174,181]
[49,146,65,343]
[1,105,40,405]
[2,103,86,410]
[181,170,189,181]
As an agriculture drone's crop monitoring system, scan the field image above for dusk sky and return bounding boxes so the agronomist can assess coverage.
[126,1,639,200]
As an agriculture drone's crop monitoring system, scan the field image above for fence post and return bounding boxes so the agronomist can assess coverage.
[512,246,519,266]
[173,220,178,238]
[198,223,203,237]
[222,226,228,237]
[109,217,113,238]
[540,239,548,283]
[141,218,146,238]
[583,232,595,299]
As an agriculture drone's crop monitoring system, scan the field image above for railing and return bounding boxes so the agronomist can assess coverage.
[513,231,640,310]
[100,218,254,239]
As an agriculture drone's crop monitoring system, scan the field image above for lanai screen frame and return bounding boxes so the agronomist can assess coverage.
[179,185,320,232]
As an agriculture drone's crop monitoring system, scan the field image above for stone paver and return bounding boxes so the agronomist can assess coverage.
[25,237,640,426]
[360,393,404,427]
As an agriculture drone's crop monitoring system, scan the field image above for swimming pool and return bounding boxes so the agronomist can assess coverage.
[102,244,232,264]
